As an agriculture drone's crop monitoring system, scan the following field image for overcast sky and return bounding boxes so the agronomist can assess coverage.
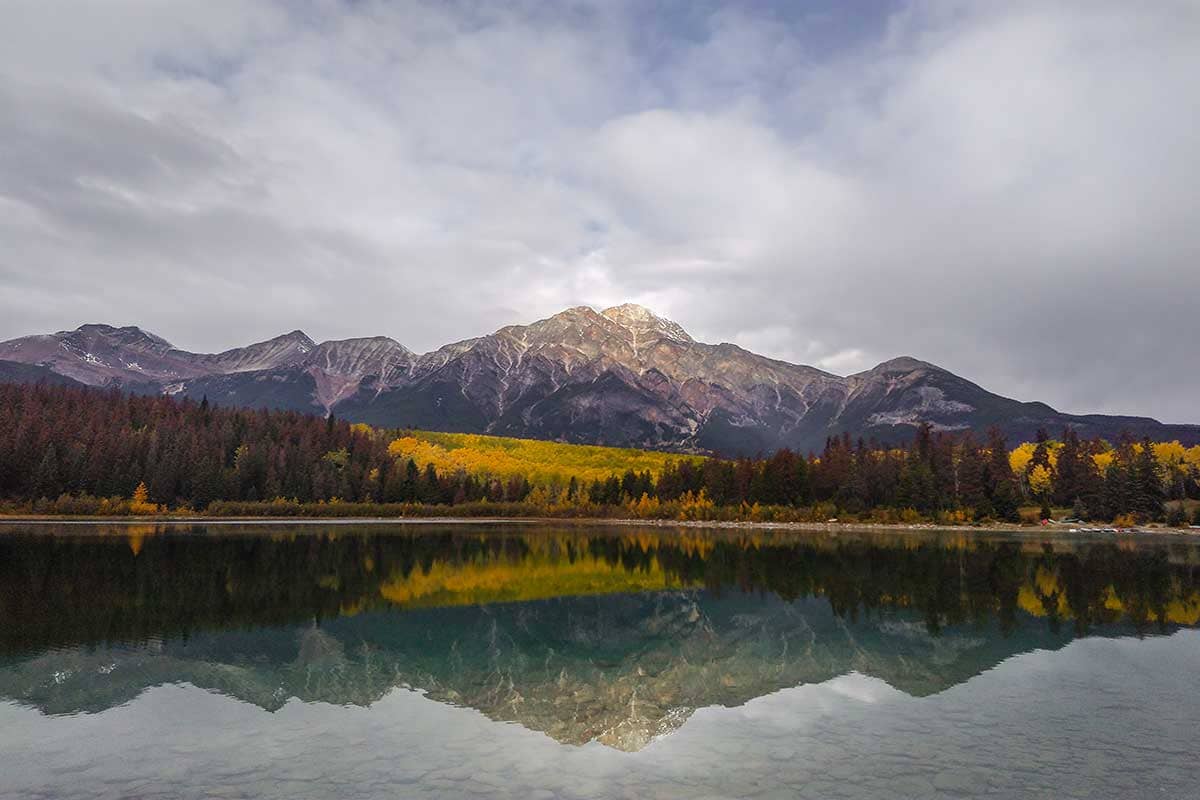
[1,1,1197,421]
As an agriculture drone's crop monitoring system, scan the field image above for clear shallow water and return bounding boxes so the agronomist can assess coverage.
[0,523,1197,799]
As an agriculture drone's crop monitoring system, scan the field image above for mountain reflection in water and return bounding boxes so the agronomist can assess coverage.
[1,524,1197,751]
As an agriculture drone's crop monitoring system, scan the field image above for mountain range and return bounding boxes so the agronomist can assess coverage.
[2,304,1196,454]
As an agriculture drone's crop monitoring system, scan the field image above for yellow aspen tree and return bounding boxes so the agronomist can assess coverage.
[1028,464,1053,498]
[1009,443,1036,475]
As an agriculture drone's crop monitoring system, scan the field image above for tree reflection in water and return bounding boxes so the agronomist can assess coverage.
[0,524,1196,749]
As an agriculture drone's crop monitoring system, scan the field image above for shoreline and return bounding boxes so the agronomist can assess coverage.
[1,514,1197,539]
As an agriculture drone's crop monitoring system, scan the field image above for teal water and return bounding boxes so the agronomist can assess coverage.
[0,523,1197,799]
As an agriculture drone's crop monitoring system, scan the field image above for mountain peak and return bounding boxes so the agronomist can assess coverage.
[309,336,415,361]
[544,305,605,324]
[74,324,173,350]
[262,329,316,354]
[601,303,693,343]
[864,356,942,374]
[602,302,656,320]
[277,330,315,346]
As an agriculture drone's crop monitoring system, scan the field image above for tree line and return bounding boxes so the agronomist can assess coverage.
[1,383,1196,524]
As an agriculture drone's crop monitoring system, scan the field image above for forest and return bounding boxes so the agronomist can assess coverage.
[1,382,1198,525]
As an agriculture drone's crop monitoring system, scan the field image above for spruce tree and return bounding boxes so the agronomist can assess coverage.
[984,428,1020,522]
[1102,437,1136,520]
[1132,437,1165,520]
[1054,428,1082,506]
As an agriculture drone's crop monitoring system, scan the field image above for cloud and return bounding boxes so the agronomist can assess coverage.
[0,0,1197,420]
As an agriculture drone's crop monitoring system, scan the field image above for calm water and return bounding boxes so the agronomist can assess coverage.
[0,523,1197,799]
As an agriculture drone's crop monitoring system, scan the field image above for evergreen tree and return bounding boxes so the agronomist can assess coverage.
[405,459,420,502]
[896,457,937,512]
[1131,437,1165,520]
[956,434,989,514]
[1102,437,1136,520]
[984,427,1020,522]
[420,463,441,504]
[1053,428,1083,507]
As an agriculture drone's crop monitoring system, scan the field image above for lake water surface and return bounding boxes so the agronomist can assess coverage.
[0,522,1197,799]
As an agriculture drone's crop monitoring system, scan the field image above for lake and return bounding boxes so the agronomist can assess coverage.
[0,522,1197,799]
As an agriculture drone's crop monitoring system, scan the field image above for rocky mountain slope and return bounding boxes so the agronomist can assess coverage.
[2,306,1196,454]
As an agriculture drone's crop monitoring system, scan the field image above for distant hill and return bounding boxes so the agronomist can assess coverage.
[0,360,85,387]
[3,306,1197,454]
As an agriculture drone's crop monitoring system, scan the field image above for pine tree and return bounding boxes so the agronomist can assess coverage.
[1102,437,1136,520]
[956,435,988,514]
[1054,428,1082,506]
[985,428,1020,522]
[1132,437,1165,520]
[420,463,441,504]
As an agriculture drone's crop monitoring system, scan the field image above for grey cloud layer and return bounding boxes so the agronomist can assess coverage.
[1,0,1197,421]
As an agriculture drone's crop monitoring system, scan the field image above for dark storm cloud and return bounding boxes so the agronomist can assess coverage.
[0,0,1197,421]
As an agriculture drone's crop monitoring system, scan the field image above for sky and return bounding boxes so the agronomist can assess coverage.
[1,0,1197,422]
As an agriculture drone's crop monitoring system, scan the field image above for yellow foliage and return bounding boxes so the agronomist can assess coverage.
[1034,566,1060,597]
[129,481,160,515]
[1185,446,1200,469]
[1009,444,1036,475]
[1009,441,1060,475]
[677,489,715,520]
[627,493,662,518]
[1017,584,1070,618]
[1165,595,1200,626]
[378,550,690,608]
[387,430,688,486]
[124,524,160,555]
[1153,441,1187,466]
[1028,464,1053,497]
